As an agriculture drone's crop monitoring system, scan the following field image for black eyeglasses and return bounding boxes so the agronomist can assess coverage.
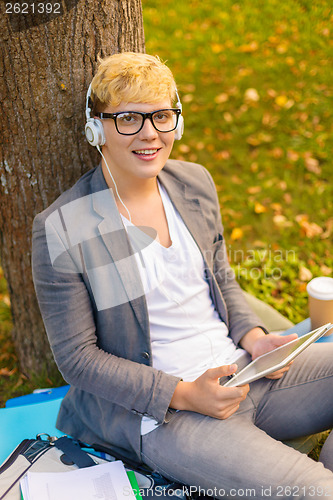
[95,108,181,135]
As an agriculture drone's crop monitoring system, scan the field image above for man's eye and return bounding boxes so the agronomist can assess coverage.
[119,113,139,124]
[154,112,170,121]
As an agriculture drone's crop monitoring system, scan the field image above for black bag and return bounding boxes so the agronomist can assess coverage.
[0,434,186,500]
[0,434,107,500]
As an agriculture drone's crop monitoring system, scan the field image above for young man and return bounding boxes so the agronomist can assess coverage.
[32,52,333,499]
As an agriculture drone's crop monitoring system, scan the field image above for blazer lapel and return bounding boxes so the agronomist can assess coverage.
[90,167,149,337]
[158,169,210,255]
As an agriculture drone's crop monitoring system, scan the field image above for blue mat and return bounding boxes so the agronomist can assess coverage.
[0,397,66,465]
[5,385,70,408]
[283,318,333,342]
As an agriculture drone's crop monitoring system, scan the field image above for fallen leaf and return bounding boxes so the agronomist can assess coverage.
[0,367,17,377]
[230,228,244,240]
[247,186,262,194]
[321,218,333,239]
[273,215,293,228]
[238,41,259,53]
[298,219,324,238]
[271,203,283,213]
[231,175,242,184]
[253,240,266,248]
[3,295,10,306]
[276,43,288,54]
[215,93,229,103]
[320,265,332,276]
[269,147,284,159]
[254,202,267,214]
[305,157,321,175]
[275,95,288,107]
[214,150,230,160]
[277,181,288,191]
[223,112,233,122]
[182,94,193,103]
[283,193,292,204]
[285,56,295,66]
[211,43,224,53]
[287,150,299,162]
[295,213,309,224]
[244,88,260,102]
[267,89,277,98]
[299,266,313,282]
[178,144,190,153]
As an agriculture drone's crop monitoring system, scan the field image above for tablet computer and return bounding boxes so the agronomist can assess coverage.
[222,323,332,387]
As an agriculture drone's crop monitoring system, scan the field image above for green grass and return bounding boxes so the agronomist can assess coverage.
[1,0,332,422]
[143,0,333,323]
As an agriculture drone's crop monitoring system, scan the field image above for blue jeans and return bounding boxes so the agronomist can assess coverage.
[141,333,333,499]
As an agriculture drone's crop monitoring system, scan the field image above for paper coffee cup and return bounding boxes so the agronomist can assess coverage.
[306,277,333,333]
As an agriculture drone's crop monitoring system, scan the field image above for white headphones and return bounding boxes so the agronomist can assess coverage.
[84,83,184,147]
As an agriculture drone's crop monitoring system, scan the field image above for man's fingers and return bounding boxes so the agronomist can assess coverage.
[266,362,293,379]
[207,363,238,380]
[276,333,298,346]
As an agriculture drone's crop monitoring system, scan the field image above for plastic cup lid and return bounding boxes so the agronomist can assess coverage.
[306,277,333,300]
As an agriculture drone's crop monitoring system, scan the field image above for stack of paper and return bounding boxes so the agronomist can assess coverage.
[20,460,141,500]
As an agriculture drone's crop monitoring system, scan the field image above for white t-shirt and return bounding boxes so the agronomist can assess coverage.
[121,183,245,434]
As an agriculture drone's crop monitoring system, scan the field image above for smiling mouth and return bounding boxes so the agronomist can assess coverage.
[132,148,161,156]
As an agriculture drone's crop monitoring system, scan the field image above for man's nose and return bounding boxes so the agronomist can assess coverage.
[138,116,159,140]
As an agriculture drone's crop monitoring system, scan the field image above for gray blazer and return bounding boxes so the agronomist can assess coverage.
[32,160,263,463]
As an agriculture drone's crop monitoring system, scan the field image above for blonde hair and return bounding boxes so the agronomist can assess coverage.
[90,52,177,111]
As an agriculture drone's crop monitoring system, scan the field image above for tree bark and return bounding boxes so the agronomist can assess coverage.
[0,0,145,375]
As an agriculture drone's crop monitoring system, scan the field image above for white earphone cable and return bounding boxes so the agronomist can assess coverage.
[96,145,132,223]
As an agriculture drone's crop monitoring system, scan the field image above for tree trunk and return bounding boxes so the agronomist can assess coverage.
[0,0,145,376]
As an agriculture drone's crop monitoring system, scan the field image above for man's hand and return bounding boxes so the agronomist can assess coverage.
[251,333,298,379]
[170,364,249,419]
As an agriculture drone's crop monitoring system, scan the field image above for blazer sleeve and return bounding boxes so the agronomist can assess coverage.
[202,168,268,347]
[32,213,181,425]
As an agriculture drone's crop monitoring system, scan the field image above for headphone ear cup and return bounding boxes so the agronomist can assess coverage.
[174,115,184,141]
[85,118,106,147]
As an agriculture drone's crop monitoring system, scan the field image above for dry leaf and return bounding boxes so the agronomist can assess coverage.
[215,150,230,160]
[299,266,313,282]
[215,93,229,103]
[211,43,224,54]
[285,56,295,66]
[178,144,190,153]
[254,202,267,214]
[231,175,242,184]
[230,228,243,240]
[275,95,288,107]
[0,367,17,377]
[182,94,193,103]
[320,265,332,276]
[271,203,283,213]
[253,240,266,248]
[305,157,321,175]
[269,147,284,159]
[321,219,333,239]
[299,221,323,238]
[247,186,262,194]
[295,214,308,224]
[238,41,259,53]
[244,88,260,102]
[267,89,277,98]
[287,150,299,162]
[273,215,293,228]
[223,112,233,123]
